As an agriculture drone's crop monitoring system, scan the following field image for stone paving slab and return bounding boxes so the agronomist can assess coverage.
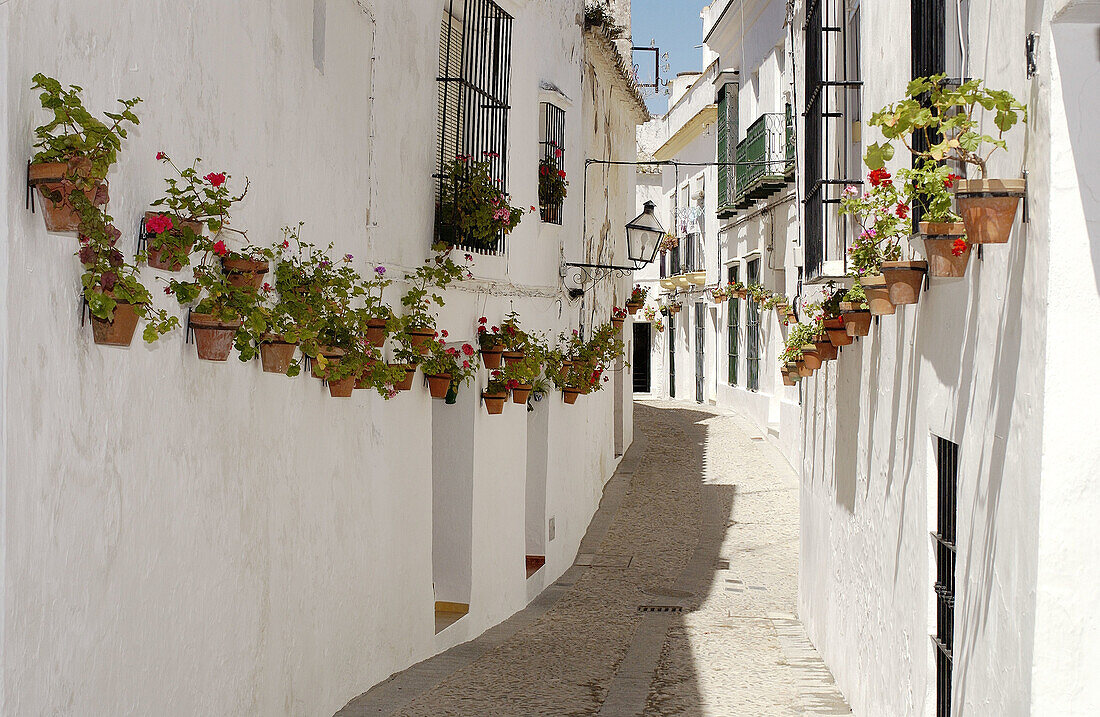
[336,401,850,716]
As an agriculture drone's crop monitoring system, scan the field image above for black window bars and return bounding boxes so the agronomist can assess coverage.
[727,265,739,386]
[932,436,959,717]
[539,102,566,225]
[436,0,513,255]
[745,258,761,392]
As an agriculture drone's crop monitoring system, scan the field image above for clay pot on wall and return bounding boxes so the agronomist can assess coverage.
[221,256,269,289]
[563,387,582,404]
[143,211,202,271]
[920,222,971,278]
[955,178,1026,244]
[407,329,436,355]
[391,363,416,391]
[839,302,872,338]
[797,361,813,378]
[626,301,643,315]
[801,344,823,370]
[859,275,896,316]
[611,317,625,332]
[28,162,105,232]
[483,392,507,415]
[90,302,140,347]
[189,313,243,361]
[481,345,504,369]
[782,372,797,387]
[881,261,928,306]
[354,360,380,390]
[311,347,346,379]
[426,373,452,399]
[813,337,838,362]
[824,317,853,347]
[259,334,297,373]
[502,350,525,367]
[512,383,533,404]
[328,376,356,398]
[365,318,387,348]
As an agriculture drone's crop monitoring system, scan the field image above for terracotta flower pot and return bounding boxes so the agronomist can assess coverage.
[221,256,269,289]
[190,313,243,361]
[483,392,507,415]
[563,387,582,404]
[391,363,416,391]
[90,302,140,347]
[355,360,380,389]
[881,261,928,306]
[512,384,533,404]
[955,178,1026,245]
[426,373,452,399]
[774,304,790,321]
[328,376,356,398]
[407,329,436,355]
[144,211,200,271]
[259,334,297,374]
[503,350,525,367]
[797,361,813,378]
[311,347,346,379]
[733,290,747,300]
[859,275,896,316]
[823,318,853,347]
[481,345,504,369]
[626,302,643,315]
[668,305,681,315]
[839,303,872,338]
[801,344,822,370]
[920,222,970,278]
[814,338,838,362]
[28,162,105,232]
[611,317,625,332]
[365,318,388,348]
[782,372,797,387]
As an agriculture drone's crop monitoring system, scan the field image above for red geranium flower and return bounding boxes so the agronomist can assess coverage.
[479,316,488,324]
[462,344,475,356]
[262,282,272,293]
[212,240,228,257]
[945,173,961,189]
[156,151,168,161]
[868,168,891,187]
[204,172,227,187]
[557,170,567,179]
[951,238,968,257]
[441,329,449,338]
[146,214,174,235]
[896,203,909,219]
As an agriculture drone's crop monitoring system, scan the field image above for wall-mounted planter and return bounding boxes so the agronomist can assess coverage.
[668,305,681,315]
[407,328,436,354]
[801,344,823,370]
[190,313,242,361]
[483,392,507,414]
[28,162,104,232]
[503,350,526,367]
[144,211,200,271]
[782,371,797,386]
[365,318,387,347]
[859,275,896,316]
[797,360,813,377]
[511,383,533,404]
[626,301,643,315]
[955,178,1026,244]
[354,360,381,390]
[920,222,970,277]
[824,318,853,347]
[563,387,582,404]
[221,256,269,290]
[881,261,928,305]
[310,347,347,379]
[481,345,504,369]
[259,334,297,373]
[90,302,139,347]
[839,303,871,337]
[813,337,838,362]
[391,363,416,391]
[611,317,625,332]
[328,376,356,398]
[426,373,452,399]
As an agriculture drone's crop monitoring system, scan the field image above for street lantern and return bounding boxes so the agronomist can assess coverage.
[625,201,665,267]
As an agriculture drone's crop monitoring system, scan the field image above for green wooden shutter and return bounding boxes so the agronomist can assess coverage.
[717,85,729,212]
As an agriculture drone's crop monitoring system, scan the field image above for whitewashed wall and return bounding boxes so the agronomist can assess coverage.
[0,0,639,714]
[794,0,1100,714]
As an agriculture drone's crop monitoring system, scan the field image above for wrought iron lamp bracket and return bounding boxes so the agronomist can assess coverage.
[561,260,638,295]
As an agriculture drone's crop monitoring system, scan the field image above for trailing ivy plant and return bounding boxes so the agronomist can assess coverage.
[30,73,141,188]
[864,74,1027,179]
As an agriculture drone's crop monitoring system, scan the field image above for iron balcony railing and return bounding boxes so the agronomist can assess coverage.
[734,112,790,209]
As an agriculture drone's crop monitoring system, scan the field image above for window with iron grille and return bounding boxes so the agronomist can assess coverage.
[932,436,959,717]
[717,82,739,218]
[727,265,740,385]
[803,0,862,280]
[436,0,513,255]
[539,102,565,224]
[745,259,761,391]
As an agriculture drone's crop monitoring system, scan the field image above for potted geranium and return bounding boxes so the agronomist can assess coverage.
[611,307,627,332]
[146,153,248,271]
[75,199,178,346]
[866,74,1028,245]
[904,160,971,277]
[538,149,568,220]
[838,282,872,338]
[399,246,470,352]
[483,373,509,414]
[502,334,547,404]
[500,310,527,366]
[28,74,139,232]
[626,285,648,314]
[436,155,527,250]
[420,338,478,400]
[476,317,505,368]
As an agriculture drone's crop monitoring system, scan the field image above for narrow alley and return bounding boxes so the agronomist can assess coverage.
[337,402,850,716]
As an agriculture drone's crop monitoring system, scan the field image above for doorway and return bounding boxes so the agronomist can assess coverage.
[694,302,705,403]
[633,322,651,393]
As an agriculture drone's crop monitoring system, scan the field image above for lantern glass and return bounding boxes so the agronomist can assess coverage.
[626,201,664,266]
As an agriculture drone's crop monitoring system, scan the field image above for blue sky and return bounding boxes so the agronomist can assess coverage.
[632,0,710,114]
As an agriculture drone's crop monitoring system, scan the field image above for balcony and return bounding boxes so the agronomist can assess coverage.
[723,109,795,215]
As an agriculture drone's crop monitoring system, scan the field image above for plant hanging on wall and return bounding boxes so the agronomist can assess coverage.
[538,150,568,217]
[436,155,527,250]
[395,247,472,355]
[28,74,141,232]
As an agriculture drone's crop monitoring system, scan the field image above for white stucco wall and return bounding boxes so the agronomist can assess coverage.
[2,1,640,714]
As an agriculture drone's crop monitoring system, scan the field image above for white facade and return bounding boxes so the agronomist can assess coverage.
[632,0,802,467]
[790,0,1100,715]
[0,1,646,714]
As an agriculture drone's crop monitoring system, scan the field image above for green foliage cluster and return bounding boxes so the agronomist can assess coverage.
[437,156,526,250]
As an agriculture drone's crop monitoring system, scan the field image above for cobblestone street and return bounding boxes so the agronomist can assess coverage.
[337,401,851,716]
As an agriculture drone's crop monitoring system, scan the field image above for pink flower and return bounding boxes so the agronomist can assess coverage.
[212,240,228,257]
[281,240,290,249]
[146,214,174,235]
[344,253,354,262]
[156,151,168,161]
[204,172,227,187]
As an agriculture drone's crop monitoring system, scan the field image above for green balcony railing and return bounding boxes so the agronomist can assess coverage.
[733,111,790,208]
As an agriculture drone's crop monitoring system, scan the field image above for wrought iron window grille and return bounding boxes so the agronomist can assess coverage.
[539,102,566,225]
[931,435,959,717]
